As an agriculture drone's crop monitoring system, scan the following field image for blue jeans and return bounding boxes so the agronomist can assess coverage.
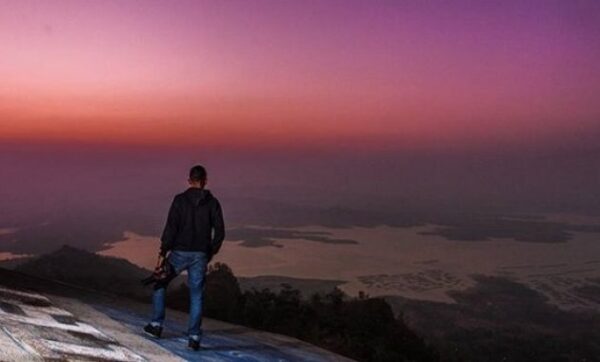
[151,250,208,340]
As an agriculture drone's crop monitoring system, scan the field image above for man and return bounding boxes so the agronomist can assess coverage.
[143,165,225,351]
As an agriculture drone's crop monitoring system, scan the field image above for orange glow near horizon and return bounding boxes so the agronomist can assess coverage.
[1,1,599,150]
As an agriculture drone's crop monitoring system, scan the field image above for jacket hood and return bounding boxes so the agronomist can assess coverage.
[184,188,214,207]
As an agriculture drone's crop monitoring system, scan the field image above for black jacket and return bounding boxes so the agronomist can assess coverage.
[159,188,225,257]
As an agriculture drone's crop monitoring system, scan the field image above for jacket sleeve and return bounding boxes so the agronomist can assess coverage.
[210,199,225,255]
[160,197,180,256]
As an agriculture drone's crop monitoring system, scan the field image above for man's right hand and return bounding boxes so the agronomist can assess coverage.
[154,253,167,275]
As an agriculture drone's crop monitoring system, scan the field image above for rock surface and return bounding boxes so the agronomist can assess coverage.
[0,267,352,361]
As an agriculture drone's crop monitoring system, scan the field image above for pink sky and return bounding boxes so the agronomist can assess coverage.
[1,1,599,150]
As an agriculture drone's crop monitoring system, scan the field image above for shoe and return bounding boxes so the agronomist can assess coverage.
[143,324,162,338]
[187,338,201,351]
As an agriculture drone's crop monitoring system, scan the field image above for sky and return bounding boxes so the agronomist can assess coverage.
[1,0,599,151]
[1,1,600,257]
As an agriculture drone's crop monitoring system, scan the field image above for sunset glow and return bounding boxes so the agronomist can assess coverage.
[1,1,599,149]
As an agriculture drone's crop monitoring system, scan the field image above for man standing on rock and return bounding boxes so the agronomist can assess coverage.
[144,165,225,351]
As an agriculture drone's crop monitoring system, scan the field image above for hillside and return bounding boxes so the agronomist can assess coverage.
[12,246,438,361]
[13,246,345,298]
[0,266,352,361]
[15,245,156,300]
[237,275,344,296]
[386,275,600,361]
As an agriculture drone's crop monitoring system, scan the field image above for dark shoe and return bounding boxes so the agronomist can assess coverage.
[143,324,162,338]
[187,338,201,351]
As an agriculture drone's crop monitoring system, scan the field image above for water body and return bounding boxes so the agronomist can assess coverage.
[99,221,600,312]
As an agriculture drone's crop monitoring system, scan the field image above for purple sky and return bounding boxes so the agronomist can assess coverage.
[0,0,599,151]
[0,1,599,256]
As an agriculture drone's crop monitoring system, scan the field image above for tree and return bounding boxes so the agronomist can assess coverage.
[203,262,242,322]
